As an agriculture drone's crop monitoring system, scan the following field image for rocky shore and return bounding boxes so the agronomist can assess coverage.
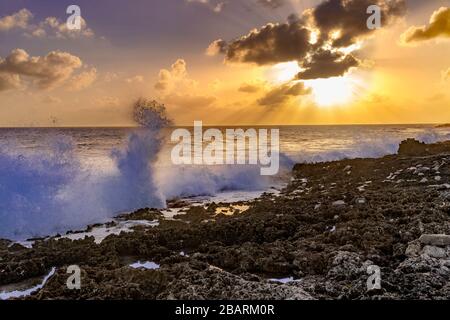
[1,139,449,300]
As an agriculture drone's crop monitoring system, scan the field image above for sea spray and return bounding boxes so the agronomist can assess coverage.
[109,99,170,211]
[0,98,171,240]
[0,136,79,239]
[156,152,294,199]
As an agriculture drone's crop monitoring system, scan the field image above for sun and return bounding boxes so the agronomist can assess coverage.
[305,77,357,107]
[269,61,301,83]
[269,62,359,107]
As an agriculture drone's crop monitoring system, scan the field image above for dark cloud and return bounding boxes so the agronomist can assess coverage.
[258,82,311,106]
[214,15,311,65]
[312,0,406,47]
[208,0,406,81]
[257,0,286,9]
[401,7,450,43]
[239,82,262,93]
[296,49,359,80]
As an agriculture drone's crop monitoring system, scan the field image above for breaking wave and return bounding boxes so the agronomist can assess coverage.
[0,116,449,241]
[0,99,169,240]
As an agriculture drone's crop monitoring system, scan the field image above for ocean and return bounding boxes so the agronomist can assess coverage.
[1,124,449,240]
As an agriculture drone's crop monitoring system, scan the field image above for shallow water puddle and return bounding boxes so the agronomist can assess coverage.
[129,261,160,270]
[57,220,159,244]
[268,277,299,284]
[0,267,56,300]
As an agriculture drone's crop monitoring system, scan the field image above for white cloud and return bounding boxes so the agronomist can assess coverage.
[67,67,97,91]
[0,73,21,92]
[0,49,83,90]
[94,96,120,107]
[154,59,216,109]
[125,75,144,84]
[25,16,95,39]
[0,8,95,39]
[0,9,33,31]
[155,59,193,91]
[186,0,226,13]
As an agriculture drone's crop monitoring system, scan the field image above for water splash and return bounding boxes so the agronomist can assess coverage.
[0,98,170,240]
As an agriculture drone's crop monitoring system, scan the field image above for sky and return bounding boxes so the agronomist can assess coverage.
[0,0,449,126]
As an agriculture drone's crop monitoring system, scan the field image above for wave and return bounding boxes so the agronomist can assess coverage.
[0,99,168,240]
[289,129,450,164]
[0,119,449,240]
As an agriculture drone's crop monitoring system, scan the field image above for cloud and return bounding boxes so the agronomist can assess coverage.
[186,0,226,13]
[67,67,97,91]
[257,0,285,9]
[401,7,450,43]
[239,82,263,93]
[155,59,193,91]
[206,39,228,56]
[296,49,359,80]
[209,1,405,80]
[165,93,216,109]
[0,49,82,90]
[258,82,311,106]
[311,0,406,47]
[26,16,95,39]
[443,68,450,81]
[213,2,226,13]
[0,8,33,31]
[0,8,95,39]
[94,96,120,107]
[154,59,216,110]
[0,73,21,92]
[104,72,119,82]
[42,95,62,104]
[125,75,144,84]
[209,78,222,91]
[211,15,311,66]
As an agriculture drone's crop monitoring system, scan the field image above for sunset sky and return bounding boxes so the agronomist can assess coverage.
[0,0,449,126]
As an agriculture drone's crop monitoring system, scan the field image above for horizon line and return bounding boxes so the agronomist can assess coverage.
[0,122,447,129]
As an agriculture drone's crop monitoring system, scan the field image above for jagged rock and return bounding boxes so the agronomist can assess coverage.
[422,246,447,259]
[158,264,314,300]
[419,234,450,247]
[405,241,421,257]
[398,139,450,156]
[3,139,450,300]
[332,200,346,207]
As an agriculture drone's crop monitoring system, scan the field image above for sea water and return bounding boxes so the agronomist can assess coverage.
[0,124,449,240]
